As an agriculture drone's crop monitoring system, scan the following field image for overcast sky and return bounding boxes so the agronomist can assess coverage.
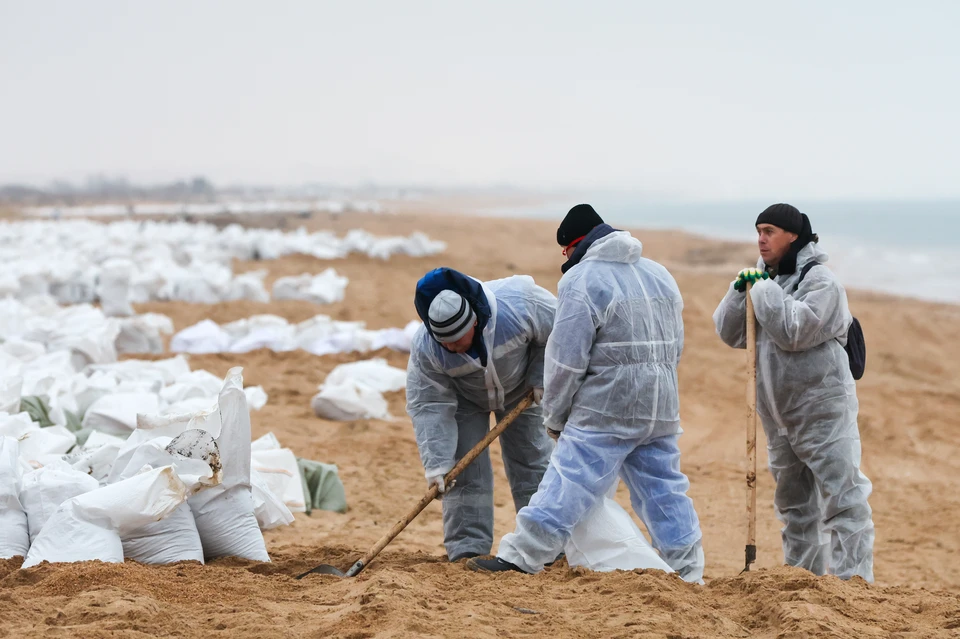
[1,1,958,200]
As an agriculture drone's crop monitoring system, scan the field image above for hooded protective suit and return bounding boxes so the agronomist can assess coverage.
[713,241,874,582]
[496,227,704,581]
[407,269,556,560]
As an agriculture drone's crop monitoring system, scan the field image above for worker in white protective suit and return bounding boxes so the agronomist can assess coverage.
[713,203,874,582]
[467,204,705,582]
[407,267,556,562]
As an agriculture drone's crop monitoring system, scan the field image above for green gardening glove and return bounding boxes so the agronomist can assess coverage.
[734,268,769,292]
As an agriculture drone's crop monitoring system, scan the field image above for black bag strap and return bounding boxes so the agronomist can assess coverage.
[792,261,819,293]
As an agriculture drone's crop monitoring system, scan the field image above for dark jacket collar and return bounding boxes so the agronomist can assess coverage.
[561,223,619,274]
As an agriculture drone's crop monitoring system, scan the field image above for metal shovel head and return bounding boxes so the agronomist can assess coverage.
[296,564,346,579]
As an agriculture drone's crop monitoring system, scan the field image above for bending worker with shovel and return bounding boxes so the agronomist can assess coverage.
[407,267,557,562]
[713,203,874,582]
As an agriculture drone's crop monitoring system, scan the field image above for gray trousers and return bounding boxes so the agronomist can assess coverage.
[762,392,875,582]
[441,400,554,561]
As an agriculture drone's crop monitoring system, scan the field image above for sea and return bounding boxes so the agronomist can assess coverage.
[490,196,960,305]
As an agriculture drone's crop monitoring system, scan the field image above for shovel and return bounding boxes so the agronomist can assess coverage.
[296,392,535,579]
[742,282,758,573]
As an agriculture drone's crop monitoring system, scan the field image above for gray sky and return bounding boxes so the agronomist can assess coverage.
[2,0,958,199]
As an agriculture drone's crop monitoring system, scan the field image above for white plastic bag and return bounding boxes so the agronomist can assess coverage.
[564,489,674,574]
[114,436,219,565]
[311,380,390,421]
[22,465,188,568]
[0,376,23,414]
[170,319,232,354]
[323,358,407,393]
[0,437,30,558]
[243,386,268,411]
[272,269,348,305]
[251,468,295,530]
[188,368,269,561]
[97,259,135,317]
[82,392,160,436]
[122,502,204,564]
[251,447,307,513]
[17,426,77,463]
[20,464,101,543]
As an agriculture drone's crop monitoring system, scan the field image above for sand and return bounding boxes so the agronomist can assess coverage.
[3,209,960,638]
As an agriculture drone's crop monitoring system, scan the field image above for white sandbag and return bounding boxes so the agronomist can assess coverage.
[67,441,122,482]
[244,386,268,411]
[114,314,172,354]
[108,408,221,484]
[17,426,77,463]
[0,376,23,414]
[87,355,190,386]
[0,338,47,362]
[0,412,36,439]
[564,495,674,574]
[82,430,126,451]
[20,464,101,543]
[228,326,296,353]
[97,258,135,317]
[22,465,187,568]
[170,319,232,354]
[272,269,348,305]
[251,447,307,513]
[226,270,270,303]
[114,436,219,565]
[82,392,160,436]
[123,502,204,564]
[311,380,390,421]
[159,370,224,406]
[324,358,407,393]
[251,468,295,530]
[189,367,269,561]
[0,437,29,558]
[250,432,282,452]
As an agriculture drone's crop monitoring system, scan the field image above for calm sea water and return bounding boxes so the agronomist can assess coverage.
[492,197,960,304]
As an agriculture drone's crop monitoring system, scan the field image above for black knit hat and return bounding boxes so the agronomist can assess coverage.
[557,204,604,246]
[756,203,803,235]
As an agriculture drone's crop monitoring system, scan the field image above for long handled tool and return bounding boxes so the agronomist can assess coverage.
[296,393,535,579]
[742,283,758,573]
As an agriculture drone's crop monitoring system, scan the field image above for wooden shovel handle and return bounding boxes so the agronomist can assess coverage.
[745,283,758,554]
[349,393,535,574]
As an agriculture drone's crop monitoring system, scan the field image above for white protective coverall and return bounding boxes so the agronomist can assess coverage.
[713,241,874,582]
[496,228,704,581]
[406,275,556,560]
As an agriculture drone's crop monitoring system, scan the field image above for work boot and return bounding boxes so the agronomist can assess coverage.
[465,557,529,574]
[449,551,481,562]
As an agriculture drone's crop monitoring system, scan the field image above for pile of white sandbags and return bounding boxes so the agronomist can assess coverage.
[0,219,445,307]
[0,314,266,444]
[311,358,407,421]
[25,198,384,218]
[171,314,421,356]
[0,297,172,365]
[0,367,297,567]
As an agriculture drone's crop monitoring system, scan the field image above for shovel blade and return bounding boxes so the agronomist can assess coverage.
[295,564,346,579]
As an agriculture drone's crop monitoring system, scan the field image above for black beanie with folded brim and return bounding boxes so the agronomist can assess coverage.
[557,204,604,246]
[756,203,803,235]
[756,203,818,275]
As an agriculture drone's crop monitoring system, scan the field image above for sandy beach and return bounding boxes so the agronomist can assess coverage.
[2,208,960,638]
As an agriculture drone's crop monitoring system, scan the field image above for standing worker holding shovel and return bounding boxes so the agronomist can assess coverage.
[406,267,557,562]
[713,203,874,582]
[468,204,705,582]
